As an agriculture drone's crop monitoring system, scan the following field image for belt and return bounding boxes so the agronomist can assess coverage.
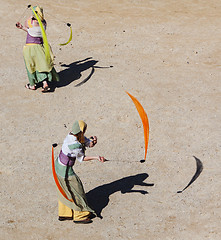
[59,150,76,167]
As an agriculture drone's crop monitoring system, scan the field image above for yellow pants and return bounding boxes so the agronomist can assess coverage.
[58,200,90,221]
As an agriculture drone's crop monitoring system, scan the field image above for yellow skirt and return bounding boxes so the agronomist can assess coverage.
[23,44,59,86]
[23,44,54,73]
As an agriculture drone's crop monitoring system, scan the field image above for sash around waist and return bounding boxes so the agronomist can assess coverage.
[59,150,76,166]
[26,33,43,44]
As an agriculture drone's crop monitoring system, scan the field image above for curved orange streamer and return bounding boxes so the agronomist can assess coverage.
[52,146,73,202]
[126,91,149,160]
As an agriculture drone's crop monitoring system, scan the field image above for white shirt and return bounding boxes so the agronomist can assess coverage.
[61,134,91,163]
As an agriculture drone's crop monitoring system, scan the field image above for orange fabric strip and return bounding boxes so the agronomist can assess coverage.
[126,91,149,160]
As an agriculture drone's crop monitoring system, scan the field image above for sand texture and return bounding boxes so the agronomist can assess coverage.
[1,0,221,239]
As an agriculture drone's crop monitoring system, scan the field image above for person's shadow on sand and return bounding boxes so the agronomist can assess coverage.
[86,173,154,219]
[56,57,98,88]
[48,57,113,91]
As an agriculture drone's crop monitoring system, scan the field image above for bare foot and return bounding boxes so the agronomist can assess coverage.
[25,83,36,90]
[42,81,49,92]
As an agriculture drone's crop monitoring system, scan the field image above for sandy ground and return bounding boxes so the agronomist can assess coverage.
[1,0,221,239]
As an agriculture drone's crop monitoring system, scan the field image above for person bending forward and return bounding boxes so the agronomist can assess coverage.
[55,120,106,224]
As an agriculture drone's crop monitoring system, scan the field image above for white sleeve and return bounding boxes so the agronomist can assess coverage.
[65,147,85,162]
[75,148,85,162]
[27,26,43,37]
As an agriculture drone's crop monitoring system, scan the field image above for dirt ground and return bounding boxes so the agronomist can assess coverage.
[0,0,221,239]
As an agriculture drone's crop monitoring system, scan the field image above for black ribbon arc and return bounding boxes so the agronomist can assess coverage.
[177,156,203,193]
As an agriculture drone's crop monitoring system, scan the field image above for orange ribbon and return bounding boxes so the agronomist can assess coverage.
[52,146,73,202]
[126,91,149,160]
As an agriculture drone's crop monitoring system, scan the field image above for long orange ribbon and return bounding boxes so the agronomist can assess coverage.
[126,91,149,160]
[51,146,73,202]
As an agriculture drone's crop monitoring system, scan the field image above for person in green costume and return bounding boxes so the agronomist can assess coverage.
[16,6,59,92]
[55,120,106,224]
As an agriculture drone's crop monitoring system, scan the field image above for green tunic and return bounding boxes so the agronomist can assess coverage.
[23,44,59,86]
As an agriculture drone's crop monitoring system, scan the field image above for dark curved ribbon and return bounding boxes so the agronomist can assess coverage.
[177,156,203,193]
[75,66,95,87]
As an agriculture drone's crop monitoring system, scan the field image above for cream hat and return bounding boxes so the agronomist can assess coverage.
[33,6,44,21]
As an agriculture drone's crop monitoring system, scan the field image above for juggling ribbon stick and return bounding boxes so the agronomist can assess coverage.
[52,146,73,202]
[59,23,72,46]
[126,91,149,160]
[30,6,51,64]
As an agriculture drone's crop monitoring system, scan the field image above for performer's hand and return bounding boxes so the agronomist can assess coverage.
[16,22,23,29]
[90,136,97,146]
[98,156,106,162]
[92,136,97,145]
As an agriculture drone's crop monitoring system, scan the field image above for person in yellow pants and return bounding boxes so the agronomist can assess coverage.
[58,200,91,222]
[55,120,106,224]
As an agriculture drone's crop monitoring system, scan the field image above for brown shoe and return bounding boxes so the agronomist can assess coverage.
[58,216,73,221]
[73,218,93,224]
[89,212,96,219]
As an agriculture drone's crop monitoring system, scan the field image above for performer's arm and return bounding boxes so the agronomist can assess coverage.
[83,156,106,162]
[16,22,28,32]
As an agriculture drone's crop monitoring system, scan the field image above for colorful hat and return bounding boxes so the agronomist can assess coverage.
[33,6,44,21]
[71,121,81,135]
[79,120,87,133]
[71,120,87,135]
